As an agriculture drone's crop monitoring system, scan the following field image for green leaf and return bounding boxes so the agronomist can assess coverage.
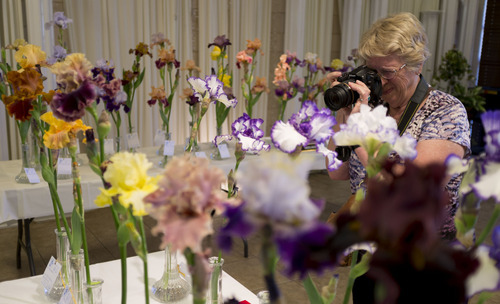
[71,208,83,254]
[40,153,55,185]
[134,68,146,89]
[350,251,371,279]
[303,274,324,304]
[117,221,131,246]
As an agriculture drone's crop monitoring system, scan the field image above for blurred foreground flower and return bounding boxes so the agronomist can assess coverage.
[218,151,333,303]
[145,154,235,303]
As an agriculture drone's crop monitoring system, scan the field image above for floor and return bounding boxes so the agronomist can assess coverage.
[1,170,500,303]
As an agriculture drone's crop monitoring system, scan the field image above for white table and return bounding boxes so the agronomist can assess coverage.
[0,250,259,303]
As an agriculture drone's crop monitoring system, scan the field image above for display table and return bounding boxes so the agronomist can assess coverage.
[0,250,259,303]
[0,142,326,224]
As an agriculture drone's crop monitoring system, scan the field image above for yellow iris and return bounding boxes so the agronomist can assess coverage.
[98,152,160,216]
[330,59,344,70]
[221,74,231,88]
[41,112,91,150]
[211,46,222,60]
[14,44,46,69]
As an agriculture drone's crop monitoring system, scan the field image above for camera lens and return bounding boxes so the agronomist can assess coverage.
[324,82,359,111]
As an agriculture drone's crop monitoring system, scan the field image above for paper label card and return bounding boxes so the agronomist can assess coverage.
[58,287,72,304]
[218,144,231,159]
[154,129,165,146]
[24,168,40,183]
[41,256,62,291]
[57,158,72,175]
[104,138,115,155]
[163,140,175,156]
[127,132,141,149]
[195,151,207,159]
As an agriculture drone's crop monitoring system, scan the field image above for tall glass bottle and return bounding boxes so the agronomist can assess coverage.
[151,245,191,303]
[44,228,70,302]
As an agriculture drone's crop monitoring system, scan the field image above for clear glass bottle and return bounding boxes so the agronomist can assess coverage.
[69,249,85,303]
[44,228,70,302]
[210,126,223,161]
[57,147,72,180]
[15,143,33,184]
[158,132,172,168]
[205,257,224,304]
[84,278,104,304]
[151,245,191,303]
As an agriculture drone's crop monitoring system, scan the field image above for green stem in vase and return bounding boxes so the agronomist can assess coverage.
[109,205,127,304]
[137,217,150,304]
[70,149,92,285]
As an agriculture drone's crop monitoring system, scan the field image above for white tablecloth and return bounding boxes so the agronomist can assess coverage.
[0,142,326,225]
[0,250,259,303]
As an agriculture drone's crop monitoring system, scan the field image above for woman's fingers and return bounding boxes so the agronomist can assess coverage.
[349,80,371,105]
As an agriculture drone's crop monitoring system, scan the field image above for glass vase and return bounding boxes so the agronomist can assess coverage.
[84,278,104,304]
[205,257,224,304]
[29,119,42,171]
[158,132,172,168]
[69,249,85,303]
[15,143,34,184]
[210,126,223,161]
[185,121,200,152]
[57,147,72,180]
[151,245,191,303]
[45,228,70,302]
[115,136,122,153]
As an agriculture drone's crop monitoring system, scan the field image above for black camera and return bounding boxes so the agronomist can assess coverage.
[324,65,382,111]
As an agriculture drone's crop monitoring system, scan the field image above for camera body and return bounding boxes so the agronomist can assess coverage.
[324,65,383,111]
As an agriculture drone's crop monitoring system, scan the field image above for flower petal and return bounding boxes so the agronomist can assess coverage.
[271,121,307,153]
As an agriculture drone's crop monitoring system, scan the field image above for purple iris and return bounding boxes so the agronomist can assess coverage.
[217,202,257,251]
[47,45,67,64]
[275,223,336,278]
[481,110,500,162]
[208,35,232,50]
[45,12,72,30]
[231,113,264,139]
[50,80,96,122]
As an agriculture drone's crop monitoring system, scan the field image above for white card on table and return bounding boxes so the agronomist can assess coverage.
[154,129,165,146]
[41,256,62,291]
[127,132,141,149]
[195,151,207,158]
[163,140,175,156]
[24,168,40,183]
[57,158,72,175]
[218,143,231,159]
[104,138,115,155]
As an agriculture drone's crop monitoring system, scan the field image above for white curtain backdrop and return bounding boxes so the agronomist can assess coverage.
[65,0,272,147]
[283,0,335,120]
[197,0,272,141]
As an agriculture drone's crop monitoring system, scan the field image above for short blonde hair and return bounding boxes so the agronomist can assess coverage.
[358,12,430,72]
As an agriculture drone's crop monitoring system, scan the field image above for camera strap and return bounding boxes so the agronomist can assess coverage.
[397,75,431,136]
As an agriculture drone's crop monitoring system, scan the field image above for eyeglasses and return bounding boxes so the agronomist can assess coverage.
[378,63,407,80]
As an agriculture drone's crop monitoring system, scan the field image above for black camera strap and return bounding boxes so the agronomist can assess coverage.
[397,75,431,136]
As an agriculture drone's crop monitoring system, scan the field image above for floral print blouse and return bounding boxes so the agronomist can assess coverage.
[349,89,471,240]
